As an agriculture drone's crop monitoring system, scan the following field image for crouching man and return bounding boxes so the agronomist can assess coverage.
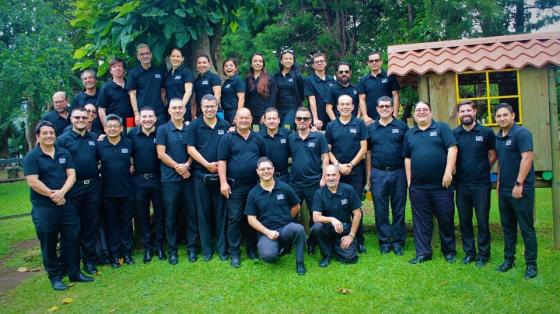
[245,157,307,275]
[310,164,362,267]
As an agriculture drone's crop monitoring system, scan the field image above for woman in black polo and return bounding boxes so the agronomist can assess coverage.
[221,58,245,123]
[165,48,194,121]
[193,54,221,120]
[274,49,304,130]
[245,53,277,126]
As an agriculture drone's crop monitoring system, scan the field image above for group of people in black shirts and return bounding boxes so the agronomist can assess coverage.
[26,43,538,291]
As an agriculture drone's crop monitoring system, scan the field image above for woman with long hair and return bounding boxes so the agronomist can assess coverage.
[165,48,194,121]
[245,53,277,126]
[221,58,245,123]
[273,49,304,130]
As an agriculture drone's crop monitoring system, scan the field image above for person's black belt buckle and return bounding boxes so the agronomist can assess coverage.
[376,166,401,172]
[203,174,235,188]
[141,173,155,180]
[81,179,91,185]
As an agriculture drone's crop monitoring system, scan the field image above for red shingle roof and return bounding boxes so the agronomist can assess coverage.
[388,32,560,77]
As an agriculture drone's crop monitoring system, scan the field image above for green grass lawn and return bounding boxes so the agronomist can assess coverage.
[0,181,31,217]
[0,188,559,313]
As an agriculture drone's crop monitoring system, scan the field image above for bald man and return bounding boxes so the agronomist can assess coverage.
[42,91,71,136]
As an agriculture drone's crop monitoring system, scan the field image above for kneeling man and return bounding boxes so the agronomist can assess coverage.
[245,157,307,275]
[311,164,362,267]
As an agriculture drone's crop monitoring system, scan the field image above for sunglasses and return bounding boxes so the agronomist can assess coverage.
[368,59,381,63]
[295,117,311,122]
[338,70,351,74]
[72,116,88,120]
[377,105,391,109]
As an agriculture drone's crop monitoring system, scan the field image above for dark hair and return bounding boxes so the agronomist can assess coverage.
[196,54,211,63]
[368,51,381,59]
[377,96,392,105]
[35,121,55,135]
[264,107,279,117]
[201,94,218,104]
[139,106,155,114]
[495,103,514,114]
[337,61,352,72]
[457,100,475,111]
[222,58,238,76]
[70,106,87,115]
[169,47,183,57]
[279,49,296,71]
[105,114,122,125]
[256,157,274,168]
[109,58,125,70]
[414,101,431,110]
[248,53,270,98]
[311,52,326,63]
[296,106,311,115]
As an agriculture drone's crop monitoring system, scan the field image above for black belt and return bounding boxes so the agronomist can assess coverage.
[76,178,97,185]
[137,173,157,180]
[373,166,403,172]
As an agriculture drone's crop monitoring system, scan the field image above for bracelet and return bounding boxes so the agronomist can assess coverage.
[349,232,355,238]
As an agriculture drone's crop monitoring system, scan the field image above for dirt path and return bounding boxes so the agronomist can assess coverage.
[0,239,40,295]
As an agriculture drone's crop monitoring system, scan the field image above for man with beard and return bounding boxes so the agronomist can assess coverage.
[403,101,457,264]
[494,103,538,279]
[325,62,359,121]
[218,107,268,268]
[97,58,134,129]
[129,106,165,263]
[304,53,335,130]
[72,70,99,109]
[260,107,291,183]
[453,100,496,267]
[56,107,101,275]
[245,157,307,275]
[42,91,70,136]
[310,164,362,267]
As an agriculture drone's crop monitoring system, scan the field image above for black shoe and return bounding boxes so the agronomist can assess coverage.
[462,255,475,265]
[476,258,488,268]
[278,247,286,257]
[143,251,152,264]
[84,263,97,275]
[51,280,68,291]
[296,262,306,275]
[409,255,432,264]
[219,254,229,261]
[380,246,391,255]
[168,254,178,265]
[496,260,515,272]
[357,243,367,254]
[319,256,331,268]
[111,258,121,268]
[156,249,167,261]
[100,255,111,265]
[524,265,538,279]
[247,251,258,260]
[307,245,316,255]
[69,272,94,283]
[203,254,213,262]
[188,251,198,262]
[123,255,135,265]
[393,246,404,256]
[444,253,457,264]
[231,255,240,268]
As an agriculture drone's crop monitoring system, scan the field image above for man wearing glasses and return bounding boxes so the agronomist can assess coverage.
[325,62,360,121]
[288,107,329,254]
[42,91,70,136]
[358,52,400,125]
[304,53,335,130]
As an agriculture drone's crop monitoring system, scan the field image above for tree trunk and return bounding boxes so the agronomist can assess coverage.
[25,98,39,151]
[514,0,525,33]
[0,125,11,158]
[186,26,223,79]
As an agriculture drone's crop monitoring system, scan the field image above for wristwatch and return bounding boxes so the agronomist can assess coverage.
[515,180,523,186]
[349,232,355,238]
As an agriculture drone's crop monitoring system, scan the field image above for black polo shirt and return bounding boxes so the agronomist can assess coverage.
[453,123,495,186]
[496,124,534,192]
[97,79,133,119]
[368,118,409,169]
[126,64,166,114]
[274,71,304,112]
[217,130,268,184]
[193,71,221,109]
[403,121,457,189]
[221,75,245,111]
[72,90,99,109]
[259,128,291,175]
[42,110,70,136]
[166,64,193,103]
[288,131,329,188]
[23,146,75,206]
[186,117,230,174]
[245,74,277,120]
[96,137,133,198]
[325,116,368,165]
[155,120,190,183]
[312,183,361,224]
[56,129,99,181]
[326,82,359,117]
[128,126,159,175]
[245,181,300,230]
[304,73,336,123]
[357,71,400,120]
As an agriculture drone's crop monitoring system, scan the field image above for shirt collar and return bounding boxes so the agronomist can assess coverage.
[368,70,387,79]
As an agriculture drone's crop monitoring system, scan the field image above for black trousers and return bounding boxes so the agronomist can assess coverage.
[31,203,80,281]
[340,164,366,245]
[455,184,491,260]
[409,187,456,257]
[498,189,537,265]
[68,181,100,265]
[103,196,134,259]
[310,222,358,263]
[193,172,227,257]
[134,178,164,252]
[161,180,197,255]
[291,183,320,247]
[257,222,306,263]
[226,182,256,257]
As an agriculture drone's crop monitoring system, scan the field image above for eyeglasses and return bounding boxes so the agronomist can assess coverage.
[338,70,351,74]
[138,52,151,56]
[257,167,273,172]
[105,124,121,129]
[201,105,217,109]
[377,105,391,109]
[72,116,88,120]
[414,108,430,112]
[368,59,381,63]
[295,117,311,122]
[313,60,325,64]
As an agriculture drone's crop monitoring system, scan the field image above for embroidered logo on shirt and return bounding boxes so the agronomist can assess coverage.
[155,74,161,79]
[353,90,358,94]
[202,80,209,85]
[429,131,437,137]
[225,84,231,88]
[88,141,95,146]
[153,139,156,144]
[349,128,357,134]
[506,139,512,146]
[328,83,334,86]
[121,148,129,154]
[381,78,388,83]
[277,194,285,200]
[175,75,182,80]
[217,129,225,135]
[341,198,348,205]
[280,138,287,144]
[475,136,484,142]
[308,142,316,148]
[392,129,400,134]
[59,157,66,164]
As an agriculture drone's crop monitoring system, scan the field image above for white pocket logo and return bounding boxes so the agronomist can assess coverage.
[429,131,437,137]
[308,142,316,148]
[59,158,66,164]
[475,136,483,142]
[382,78,388,83]
[175,75,182,80]
[277,194,285,200]
[218,129,225,135]
[350,128,357,134]
[202,80,209,85]
[155,74,161,79]
[392,129,400,134]
[506,140,512,146]
[341,198,348,205]
[280,138,286,144]
[121,148,129,154]
[88,141,95,146]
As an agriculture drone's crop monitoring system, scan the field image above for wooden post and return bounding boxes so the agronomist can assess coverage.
[547,66,560,250]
